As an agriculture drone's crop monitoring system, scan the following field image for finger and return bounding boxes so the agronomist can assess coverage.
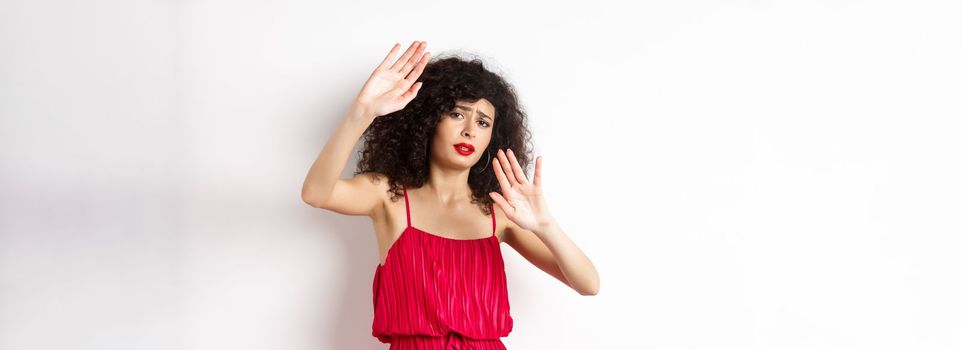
[496,149,518,186]
[506,149,527,184]
[405,51,429,82]
[389,41,422,72]
[489,191,514,217]
[399,42,427,77]
[375,43,401,72]
[492,158,513,202]
[533,155,542,187]
[395,51,428,96]
[399,82,422,103]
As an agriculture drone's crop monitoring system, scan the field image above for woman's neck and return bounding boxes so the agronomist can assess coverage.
[423,174,473,205]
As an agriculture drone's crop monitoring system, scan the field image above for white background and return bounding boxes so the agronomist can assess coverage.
[2,1,959,349]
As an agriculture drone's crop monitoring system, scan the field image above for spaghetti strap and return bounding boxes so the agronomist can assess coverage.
[490,204,496,237]
[402,184,411,228]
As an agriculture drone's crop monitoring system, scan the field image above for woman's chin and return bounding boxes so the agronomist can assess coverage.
[435,156,476,170]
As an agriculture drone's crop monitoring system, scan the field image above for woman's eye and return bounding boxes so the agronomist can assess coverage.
[451,112,489,127]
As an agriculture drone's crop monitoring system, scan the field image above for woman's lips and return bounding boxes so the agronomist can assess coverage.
[454,144,474,155]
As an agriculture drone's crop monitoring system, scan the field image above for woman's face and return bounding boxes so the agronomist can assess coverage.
[429,98,496,170]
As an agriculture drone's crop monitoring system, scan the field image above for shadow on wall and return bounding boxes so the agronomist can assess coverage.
[300,205,385,349]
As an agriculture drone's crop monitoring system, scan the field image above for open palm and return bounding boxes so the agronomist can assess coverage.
[355,41,430,118]
[489,149,554,232]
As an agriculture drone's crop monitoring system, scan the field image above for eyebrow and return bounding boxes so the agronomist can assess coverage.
[454,105,493,121]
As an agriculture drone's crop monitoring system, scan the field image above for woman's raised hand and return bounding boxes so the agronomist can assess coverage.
[489,149,555,233]
[354,41,430,118]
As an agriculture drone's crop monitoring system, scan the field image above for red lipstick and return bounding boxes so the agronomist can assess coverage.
[454,143,474,156]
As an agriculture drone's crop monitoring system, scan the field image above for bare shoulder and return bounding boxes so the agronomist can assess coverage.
[357,171,396,219]
[358,170,392,199]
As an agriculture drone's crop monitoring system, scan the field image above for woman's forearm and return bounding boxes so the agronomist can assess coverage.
[534,220,601,296]
[301,101,376,206]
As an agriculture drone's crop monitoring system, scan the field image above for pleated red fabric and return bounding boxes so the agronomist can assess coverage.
[372,184,514,349]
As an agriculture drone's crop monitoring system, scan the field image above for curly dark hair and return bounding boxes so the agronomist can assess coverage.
[353,53,534,216]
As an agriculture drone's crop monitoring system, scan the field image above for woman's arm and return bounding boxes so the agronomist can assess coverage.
[300,103,380,213]
[489,149,600,295]
[300,41,429,214]
[527,219,599,295]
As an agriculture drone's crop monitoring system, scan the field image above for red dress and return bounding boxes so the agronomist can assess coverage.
[372,184,514,349]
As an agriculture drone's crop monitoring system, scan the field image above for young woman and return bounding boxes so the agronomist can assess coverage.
[301,40,599,349]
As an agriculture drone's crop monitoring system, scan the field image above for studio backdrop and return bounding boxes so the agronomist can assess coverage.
[1,1,959,349]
